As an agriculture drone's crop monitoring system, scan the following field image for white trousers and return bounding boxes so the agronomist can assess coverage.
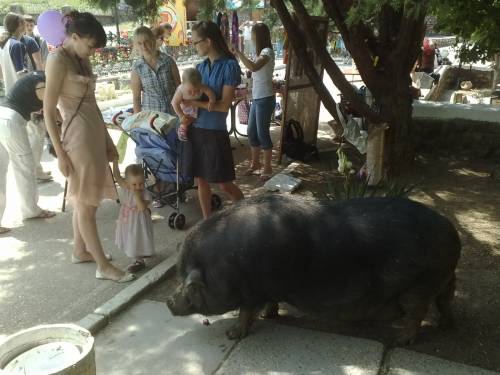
[27,119,46,175]
[0,108,42,223]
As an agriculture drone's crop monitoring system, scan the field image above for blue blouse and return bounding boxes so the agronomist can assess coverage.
[194,56,241,131]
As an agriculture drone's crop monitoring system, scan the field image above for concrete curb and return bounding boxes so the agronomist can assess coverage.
[76,255,177,335]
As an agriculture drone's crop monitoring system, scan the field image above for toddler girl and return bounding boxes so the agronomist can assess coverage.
[113,161,155,273]
[171,67,216,141]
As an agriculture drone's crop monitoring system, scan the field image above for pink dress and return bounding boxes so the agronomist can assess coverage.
[57,49,117,206]
[115,188,155,258]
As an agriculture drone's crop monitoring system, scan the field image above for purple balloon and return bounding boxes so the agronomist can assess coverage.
[37,10,66,46]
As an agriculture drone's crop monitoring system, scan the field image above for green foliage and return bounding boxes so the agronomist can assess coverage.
[346,0,426,26]
[432,0,500,63]
[0,0,109,15]
[326,173,417,201]
[197,0,225,21]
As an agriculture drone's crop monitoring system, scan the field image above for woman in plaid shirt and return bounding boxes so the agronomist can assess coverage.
[131,26,181,114]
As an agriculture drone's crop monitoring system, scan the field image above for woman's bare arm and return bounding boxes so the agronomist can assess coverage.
[186,85,235,113]
[43,53,67,157]
[201,85,217,111]
[131,71,142,113]
[112,160,127,189]
[171,60,181,87]
[234,49,269,72]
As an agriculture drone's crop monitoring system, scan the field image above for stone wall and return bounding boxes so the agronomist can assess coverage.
[412,118,500,158]
[428,66,494,101]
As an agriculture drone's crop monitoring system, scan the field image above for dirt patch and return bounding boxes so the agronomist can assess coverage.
[278,151,500,372]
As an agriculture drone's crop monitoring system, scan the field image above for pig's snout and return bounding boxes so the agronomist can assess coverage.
[166,292,194,316]
[166,297,175,311]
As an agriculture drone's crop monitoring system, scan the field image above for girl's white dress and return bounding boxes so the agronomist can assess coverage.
[115,188,155,258]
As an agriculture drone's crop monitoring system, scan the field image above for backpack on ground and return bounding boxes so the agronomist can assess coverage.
[283,119,318,162]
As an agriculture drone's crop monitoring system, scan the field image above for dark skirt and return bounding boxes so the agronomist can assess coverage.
[181,127,236,183]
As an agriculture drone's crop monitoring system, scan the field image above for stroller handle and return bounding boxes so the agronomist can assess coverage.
[149,113,160,129]
[112,111,124,126]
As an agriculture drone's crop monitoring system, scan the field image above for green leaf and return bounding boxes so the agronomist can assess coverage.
[116,131,129,164]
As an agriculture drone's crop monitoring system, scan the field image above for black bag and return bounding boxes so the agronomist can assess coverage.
[283,119,318,161]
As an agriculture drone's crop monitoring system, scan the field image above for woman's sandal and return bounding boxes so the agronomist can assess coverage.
[260,173,273,181]
[127,259,146,273]
[243,167,261,176]
[95,269,135,283]
[71,253,113,264]
[25,210,56,220]
[0,227,11,235]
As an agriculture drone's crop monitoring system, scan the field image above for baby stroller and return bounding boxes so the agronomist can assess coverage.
[112,110,222,230]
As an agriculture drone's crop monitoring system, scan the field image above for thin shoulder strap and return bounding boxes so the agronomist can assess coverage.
[60,47,91,141]
[61,81,89,141]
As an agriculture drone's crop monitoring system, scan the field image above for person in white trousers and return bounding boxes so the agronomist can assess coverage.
[0,12,51,183]
[24,14,52,182]
[0,71,56,235]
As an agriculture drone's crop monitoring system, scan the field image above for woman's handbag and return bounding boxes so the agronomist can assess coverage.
[237,99,250,125]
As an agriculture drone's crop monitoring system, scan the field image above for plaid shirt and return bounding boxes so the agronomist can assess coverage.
[133,52,176,114]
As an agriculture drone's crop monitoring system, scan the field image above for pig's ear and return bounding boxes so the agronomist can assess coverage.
[185,269,204,287]
[185,269,206,309]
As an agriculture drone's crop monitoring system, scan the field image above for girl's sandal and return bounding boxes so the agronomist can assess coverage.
[152,199,165,209]
[243,167,261,176]
[127,259,146,273]
[260,173,273,182]
[0,227,11,235]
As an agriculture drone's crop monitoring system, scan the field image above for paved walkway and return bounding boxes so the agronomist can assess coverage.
[94,298,500,375]
[0,128,205,338]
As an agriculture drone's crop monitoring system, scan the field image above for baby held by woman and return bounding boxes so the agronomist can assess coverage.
[171,68,215,141]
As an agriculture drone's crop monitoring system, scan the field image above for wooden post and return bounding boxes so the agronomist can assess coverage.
[366,124,388,186]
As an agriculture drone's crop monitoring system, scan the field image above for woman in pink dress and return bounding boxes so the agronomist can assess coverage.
[44,11,134,282]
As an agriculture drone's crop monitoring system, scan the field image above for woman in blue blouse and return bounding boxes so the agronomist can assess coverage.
[182,21,244,218]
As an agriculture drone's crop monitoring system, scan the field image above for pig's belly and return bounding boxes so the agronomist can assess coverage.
[284,285,403,321]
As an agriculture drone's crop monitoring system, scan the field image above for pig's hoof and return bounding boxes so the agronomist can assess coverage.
[261,303,279,319]
[394,330,418,346]
[438,315,456,331]
[226,325,248,340]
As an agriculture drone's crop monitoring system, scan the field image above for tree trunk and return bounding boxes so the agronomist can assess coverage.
[114,0,120,39]
[379,83,414,176]
[493,52,500,91]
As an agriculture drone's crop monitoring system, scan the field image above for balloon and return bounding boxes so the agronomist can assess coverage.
[37,10,66,46]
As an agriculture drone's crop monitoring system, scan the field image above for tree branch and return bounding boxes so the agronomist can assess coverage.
[391,2,428,72]
[289,0,381,122]
[321,0,387,95]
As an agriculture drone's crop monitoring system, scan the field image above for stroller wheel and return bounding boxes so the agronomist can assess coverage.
[211,194,222,211]
[174,214,186,230]
[168,212,176,229]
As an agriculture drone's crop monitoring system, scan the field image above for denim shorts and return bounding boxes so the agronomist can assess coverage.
[247,95,276,150]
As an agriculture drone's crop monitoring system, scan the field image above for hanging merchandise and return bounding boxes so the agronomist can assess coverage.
[231,11,239,48]
[220,13,230,43]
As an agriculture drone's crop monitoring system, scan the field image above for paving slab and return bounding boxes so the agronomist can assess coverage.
[387,349,500,375]
[94,300,238,375]
[215,323,384,375]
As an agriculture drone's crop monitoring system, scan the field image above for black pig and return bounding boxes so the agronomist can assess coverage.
[167,195,460,344]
